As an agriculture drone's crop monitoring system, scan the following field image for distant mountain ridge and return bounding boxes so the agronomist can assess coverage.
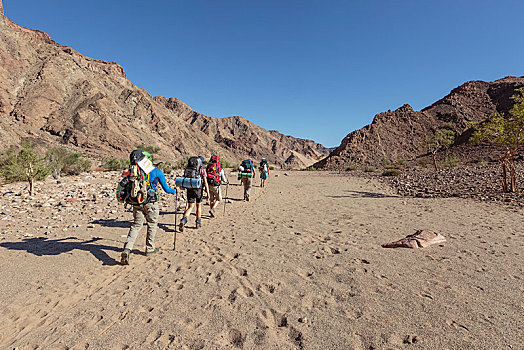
[0,0,328,168]
[314,76,524,169]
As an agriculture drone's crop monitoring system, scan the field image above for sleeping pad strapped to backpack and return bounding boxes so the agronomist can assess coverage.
[116,150,157,205]
[206,155,222,186]
[238,159,254,178]
[175,156,203,188]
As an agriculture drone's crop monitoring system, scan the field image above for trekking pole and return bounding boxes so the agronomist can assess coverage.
[173,192,178,250]
[223,183,229,215]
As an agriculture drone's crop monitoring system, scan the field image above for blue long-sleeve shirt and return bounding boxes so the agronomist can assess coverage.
[149,168,176,194]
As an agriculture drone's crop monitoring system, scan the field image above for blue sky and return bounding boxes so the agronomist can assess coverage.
[5,0,524,147]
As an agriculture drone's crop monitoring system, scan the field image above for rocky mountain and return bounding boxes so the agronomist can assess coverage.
[0,1,328,168]
[315,76,524,169]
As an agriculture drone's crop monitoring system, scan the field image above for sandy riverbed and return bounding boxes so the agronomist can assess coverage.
[0,170,522,349]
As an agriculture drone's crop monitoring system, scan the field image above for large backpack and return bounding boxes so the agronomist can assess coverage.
[116,150,156,205]
[259,158,268,171]
[240,159,254,173]
[184,156,203,179]
[206,155,222,186]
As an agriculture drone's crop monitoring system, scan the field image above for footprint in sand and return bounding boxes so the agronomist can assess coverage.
[258,283,276,294]
[259,308,288,329]
[288,326,304,349]
[237,285,254,297]
[229,329,245,348]
[446,319,470,331]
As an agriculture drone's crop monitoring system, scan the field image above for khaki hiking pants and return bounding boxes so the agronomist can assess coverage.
[124,201,159,253]
[209,184,222,203]
[241,177,252,200]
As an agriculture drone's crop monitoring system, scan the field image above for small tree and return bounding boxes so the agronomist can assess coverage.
[426,128,455,171]
[0,142,50,195]
[471,88,524,192]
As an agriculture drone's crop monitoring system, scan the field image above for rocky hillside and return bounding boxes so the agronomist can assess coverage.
[315,77,524,169]
[0,1,328,168]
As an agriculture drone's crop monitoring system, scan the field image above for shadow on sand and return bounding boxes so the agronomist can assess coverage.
[91,219,131,228]
[326,190,399,199]
[0,237,122,266]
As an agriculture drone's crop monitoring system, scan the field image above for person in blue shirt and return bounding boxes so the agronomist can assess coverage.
[121,152,177,265]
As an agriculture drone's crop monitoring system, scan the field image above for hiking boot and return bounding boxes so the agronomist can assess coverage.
[209,209,215,218]
[179,216,187,232]
[146,248,159,257]
[196,219,202,229]
[121,249,130,265]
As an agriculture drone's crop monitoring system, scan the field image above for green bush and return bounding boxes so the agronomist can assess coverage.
[364,166,376,172]
[102,158,129,171]
[135,144,161,155]
[305,166,319,171]
[221,159,235,168]
[155,161,175,174]
[393,160,407,170]
[63,155,91,175]
[174,157,190,170]
[382,168,401,176]
[345,165,356,171]
[269,166,275,171]
[440,154,460,168]
[46,146,91,178]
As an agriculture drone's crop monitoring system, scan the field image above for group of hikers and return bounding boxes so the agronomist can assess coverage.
[116,150,270,265]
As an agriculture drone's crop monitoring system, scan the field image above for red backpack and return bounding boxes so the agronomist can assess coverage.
[206,156,222,186]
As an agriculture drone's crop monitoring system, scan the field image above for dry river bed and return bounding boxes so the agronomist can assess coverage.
[0,170,522,349]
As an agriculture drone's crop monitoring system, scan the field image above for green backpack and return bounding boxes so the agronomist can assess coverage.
[116,150,157,205]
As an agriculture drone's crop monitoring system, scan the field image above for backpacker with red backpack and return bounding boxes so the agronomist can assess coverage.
[206,155,222,186]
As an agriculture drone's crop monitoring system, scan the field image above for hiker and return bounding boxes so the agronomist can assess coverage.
[238,159,255,201]
[206,155,229,218]
[259,158,269,187]
[179,156,209,231]
[117,150,177,265]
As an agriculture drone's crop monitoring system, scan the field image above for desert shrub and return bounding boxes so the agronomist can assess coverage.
[0,142,50,195]
[382,168,401,176]
[478,160,489,166]
[393,160,407,169]
[346,165,357,171]
[135,144,161,155]
[46,146,91,178]
[269,166,275,171]
[416,158,429,169]
[221,159,235,168]
[364,166,376,172]
[440,154,460,168]
[63,155,91,175]
[174,157,190,170]
[154,161,175,174]
[102,158,128,171]
[305,166,319,171]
